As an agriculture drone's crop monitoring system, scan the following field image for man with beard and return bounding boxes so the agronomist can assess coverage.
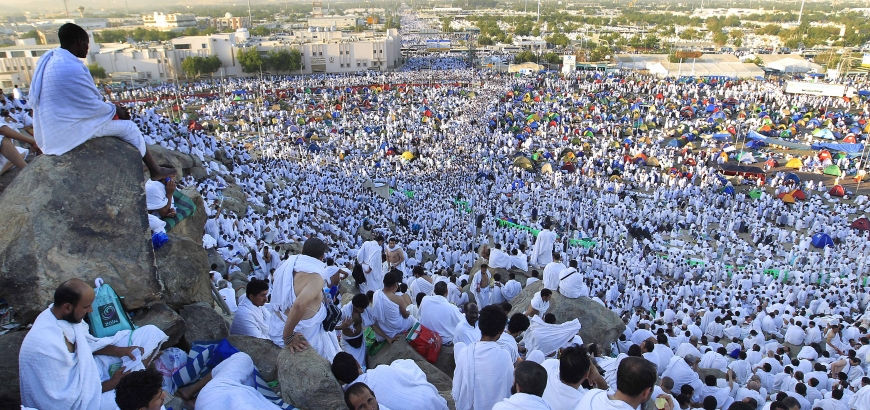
[575,357,675,410]
[19,278,168,410]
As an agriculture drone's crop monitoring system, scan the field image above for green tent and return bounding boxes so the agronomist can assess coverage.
[748,189,763,199]
[823,165,842,176]
[513,156,533,170]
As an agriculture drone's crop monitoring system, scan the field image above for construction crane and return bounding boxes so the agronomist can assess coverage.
[62,0,70,17]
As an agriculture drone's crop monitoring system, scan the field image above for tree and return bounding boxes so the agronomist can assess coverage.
[543,52,562,64]
[181,55,222,78]
[237,47,263,73]
[713,31,728,46]
[679,28,700,40]
[531,26,541,37]
[641,34,660,50]
[513,50,536,63]
[545,33,569,47]
[250,25,271,37]
[264,49,301,73]
[478,35,494,46]
[87,63,106,80]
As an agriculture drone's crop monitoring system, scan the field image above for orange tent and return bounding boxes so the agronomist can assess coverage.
[818,150,832,161]
[790,189,806,200]
[780,193,795,204]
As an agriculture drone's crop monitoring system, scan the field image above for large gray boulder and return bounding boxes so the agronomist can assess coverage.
[509,281,625,353]
[0,330,27,409]
[227,335,282,382]
[132,303,186,347]
[369,339,453,391]
[0,138,161,323]
[155,188,212,310]
[278,347,345,410]
[147,144,195,179]
[179,302,228,343]
[433,345,455,378]
[220,184,248,216]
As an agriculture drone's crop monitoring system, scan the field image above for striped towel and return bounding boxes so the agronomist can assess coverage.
[171,339,295,409]
[162,191,197,232]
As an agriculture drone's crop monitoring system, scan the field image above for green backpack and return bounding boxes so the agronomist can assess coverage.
[86,278,137,338]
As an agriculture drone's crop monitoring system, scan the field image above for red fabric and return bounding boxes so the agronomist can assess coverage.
[407,324,442,363]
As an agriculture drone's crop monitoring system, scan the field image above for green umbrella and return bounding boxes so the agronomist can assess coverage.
[749,189,763,199]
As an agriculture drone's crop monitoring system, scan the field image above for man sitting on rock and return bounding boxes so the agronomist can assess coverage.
[29,23,174,181]
[370,271,417,343]
[230,278,270,339]
[0,119,40,183]
[525,288,553,318]
[145,174,176,218]
[419,281,463,346]
[269,237,341,362]
[331,352,448,410]
[19,278,168,410]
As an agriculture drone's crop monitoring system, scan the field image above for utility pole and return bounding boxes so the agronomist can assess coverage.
[62,0,70,17]
[248,0,254,28]
[797,0,805,25]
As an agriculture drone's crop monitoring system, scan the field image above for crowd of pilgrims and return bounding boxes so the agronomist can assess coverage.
[103,48,870,409]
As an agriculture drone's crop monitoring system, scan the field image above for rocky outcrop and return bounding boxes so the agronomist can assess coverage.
[147,144,207,181]
[155,187,212,309]
[433,345,456,378]
[508,281,625,353]
[179,302,228,344]
[369,339,453,391]
[227,335,282,381]
[219,184,249,216]
[0,138,161,323]
[0,331,26,409]
[132,303,186,347]
[278,347,345,410]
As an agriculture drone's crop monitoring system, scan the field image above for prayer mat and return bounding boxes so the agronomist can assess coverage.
[172,339,295,409]
[365,327,386,356]
[163,191,197,232]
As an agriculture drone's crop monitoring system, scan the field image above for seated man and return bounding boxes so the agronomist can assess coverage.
[523,313,583,357]
[558,260,588,298]
[493,361,552,410]
[344,382,387,410]
[230,278,270,339]
[486,245,513,270]
[525,288,553,317]
[662,354,704,394]
[419,281,463,345]
[19,278,167,410]
[501,273,522,302]
[340,294,375,368]
[174,352,281,409]
[145,175,176,219]
[217,280,238,313]
[409,266,434,297]
[0,121,40,181]
[331,352,448,410]
[498,313,531,364]
[575,357,670,410]
[30,23,173,181]
[114,368,166,410]
[370,271,417,342]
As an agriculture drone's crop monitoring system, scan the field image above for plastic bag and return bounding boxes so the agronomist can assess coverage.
[154,347,188,393]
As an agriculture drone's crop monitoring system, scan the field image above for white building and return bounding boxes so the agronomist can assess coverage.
[306,16,358,29]
[143,13,197,30]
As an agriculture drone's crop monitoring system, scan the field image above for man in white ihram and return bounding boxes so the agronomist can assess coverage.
[530,223,558,268]
[29,23,174,181]
[269,237,341,362]
[19,278,167,410]
[419,281,464,345]
[357,234,385,293]
[230,279,271,339]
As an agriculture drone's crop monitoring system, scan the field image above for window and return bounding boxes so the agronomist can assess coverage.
[201,44,207,49]
[32,50,46,57]
[318,52,322,56]
[0,52,6,58]
[379,50,383,53]
[10,51,24,58]
[357,62,360,67]
[175,44,190,50]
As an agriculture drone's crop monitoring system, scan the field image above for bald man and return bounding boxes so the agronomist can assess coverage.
[19,278,167,410]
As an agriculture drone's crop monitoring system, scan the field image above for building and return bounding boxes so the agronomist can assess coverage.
[755,54,822,74]
[210,13,251,31]
[306,16,358,29]
[143,12,197,30]
[508,62,543,74]
[0,32,99,84]
[50,18,108,30]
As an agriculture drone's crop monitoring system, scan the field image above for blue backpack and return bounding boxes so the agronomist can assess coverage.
[87,278,137,338]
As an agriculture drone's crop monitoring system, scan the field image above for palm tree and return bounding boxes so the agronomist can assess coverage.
[77,6,85,17]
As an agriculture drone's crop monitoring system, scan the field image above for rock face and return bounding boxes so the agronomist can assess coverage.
[278,347,345,410]
[147,144,208,181]
[220,184,249,216]
[155,187,212,310]
[369,339,453,391]
[508,281,625,353]
[433,345,456,378]
[227,335,283,381]
[132,303,187,347]
[0,138,161,323]
[179,302,228,343]
[0,331,27,409]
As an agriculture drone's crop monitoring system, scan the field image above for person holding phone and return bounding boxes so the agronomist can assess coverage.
[145,175,176,218]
